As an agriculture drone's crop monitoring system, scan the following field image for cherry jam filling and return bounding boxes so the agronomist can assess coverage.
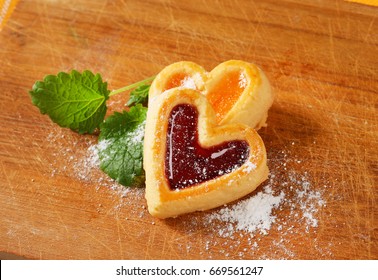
[165,104,250,190]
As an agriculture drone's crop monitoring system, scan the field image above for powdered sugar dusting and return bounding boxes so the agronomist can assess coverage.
[180,76,196,89]
[243,161,257,173]
[45,126,331,259]
[239,72,247,88]
[128,121,145,144]
[295,178,325,230]
[176,73,204,90]
[204,168,325,237]
[208,186,284,235]
[182,145,332,259]
[46,129,140,208]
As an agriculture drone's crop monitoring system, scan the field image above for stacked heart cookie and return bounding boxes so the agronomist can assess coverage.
[144,60,274,218]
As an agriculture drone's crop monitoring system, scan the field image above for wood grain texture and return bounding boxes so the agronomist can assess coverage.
[0,0,377,259]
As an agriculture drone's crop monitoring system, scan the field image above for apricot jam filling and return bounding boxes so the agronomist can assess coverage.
[165,104,250,190]
[164,72,193,91]
[207,70,247,122]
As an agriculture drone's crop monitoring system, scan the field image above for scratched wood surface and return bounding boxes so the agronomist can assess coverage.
[0,0,377,260]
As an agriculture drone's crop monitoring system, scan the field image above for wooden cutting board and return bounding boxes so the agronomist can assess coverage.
[0,0,377,260]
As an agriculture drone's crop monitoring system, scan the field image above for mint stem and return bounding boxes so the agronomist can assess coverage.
[109,75,156,97]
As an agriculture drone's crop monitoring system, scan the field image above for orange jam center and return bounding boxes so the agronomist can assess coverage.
[207,71,247,123]
[164,72,190,91]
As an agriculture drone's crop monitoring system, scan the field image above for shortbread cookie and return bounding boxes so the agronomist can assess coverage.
[144,89,268,218]
[149,60,273,130]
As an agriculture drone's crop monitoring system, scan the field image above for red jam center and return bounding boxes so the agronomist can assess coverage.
[165,104,250,190]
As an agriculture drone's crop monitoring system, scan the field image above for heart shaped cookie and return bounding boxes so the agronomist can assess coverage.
[144,88,268,218]
[149,60,273,130]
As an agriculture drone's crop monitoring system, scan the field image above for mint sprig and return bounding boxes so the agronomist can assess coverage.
[98,105,147,187]
[126,84,150,107]
[29,70,155,187]
[30,70,109,134]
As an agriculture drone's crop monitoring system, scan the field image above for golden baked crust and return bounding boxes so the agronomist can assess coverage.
[144,89,269,218]
[149,60,273,130]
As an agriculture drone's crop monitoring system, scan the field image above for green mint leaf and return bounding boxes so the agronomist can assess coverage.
[98,104,147,187]
[126,84,150,107]
[29,70,110,134]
